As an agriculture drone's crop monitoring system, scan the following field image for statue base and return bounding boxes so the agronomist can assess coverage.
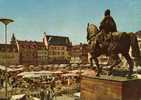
[81,75,141,100]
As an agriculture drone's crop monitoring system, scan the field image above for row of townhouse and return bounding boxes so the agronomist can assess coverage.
[0,33,90,65]
[9,33,72,65]
[70,43,89,64]
[0,44,19,65]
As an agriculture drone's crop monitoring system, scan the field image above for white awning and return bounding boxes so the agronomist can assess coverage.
[11,94,25,100]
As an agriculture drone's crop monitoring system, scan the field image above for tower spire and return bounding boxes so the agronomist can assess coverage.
[11,33,16,44]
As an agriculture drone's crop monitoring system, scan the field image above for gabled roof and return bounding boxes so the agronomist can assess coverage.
[17,40,46,50]
[45,35,71,46]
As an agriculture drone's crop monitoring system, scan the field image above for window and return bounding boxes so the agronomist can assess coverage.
[62,47,64,50]
[61,52,64,55]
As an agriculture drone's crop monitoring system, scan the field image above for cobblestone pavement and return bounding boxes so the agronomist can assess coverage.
[55,95,75,100]
[0,89,75,100]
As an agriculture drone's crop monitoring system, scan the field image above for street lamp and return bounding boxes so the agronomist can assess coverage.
[0,18,14,97]
[0,18,14,44]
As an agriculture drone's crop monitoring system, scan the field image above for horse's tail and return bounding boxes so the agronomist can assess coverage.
[130,33,140,58]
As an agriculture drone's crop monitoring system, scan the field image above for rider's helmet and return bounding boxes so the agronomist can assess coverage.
[104,9,110,16]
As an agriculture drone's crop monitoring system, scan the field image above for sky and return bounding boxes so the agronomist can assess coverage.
[0,0,140,44]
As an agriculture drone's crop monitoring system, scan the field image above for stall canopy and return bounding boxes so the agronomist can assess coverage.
[17,71,53,78]
[0,65,12,71]
[62,73,79,77]
[0,65,24,72]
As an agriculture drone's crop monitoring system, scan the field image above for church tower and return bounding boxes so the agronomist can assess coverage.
[11,33,16,44]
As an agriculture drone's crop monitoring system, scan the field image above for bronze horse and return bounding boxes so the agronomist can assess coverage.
[87,23,140,77]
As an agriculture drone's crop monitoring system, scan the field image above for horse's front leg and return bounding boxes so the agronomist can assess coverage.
[108,55,121,76]
[88,52,95,69]
[122,53,134,78]
[94,57,101,76]
[90,57,96,70]
[90,57,93,67]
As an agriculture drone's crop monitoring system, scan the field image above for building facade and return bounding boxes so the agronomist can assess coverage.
[11,34,47,65]
[81,44,90,64]
[0,44,19,65]
[16,40,38,65]
[36,42,48,65]
[71,43,89,64]
[44,34,71,64]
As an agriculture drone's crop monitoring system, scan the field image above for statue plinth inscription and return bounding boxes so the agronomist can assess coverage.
[81,75,141,100]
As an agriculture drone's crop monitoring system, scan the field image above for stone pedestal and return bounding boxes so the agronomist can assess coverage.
[81,75,141,100]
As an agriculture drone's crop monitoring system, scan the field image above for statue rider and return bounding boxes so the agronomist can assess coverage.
[99,9,121,68]
[99,9,117,33]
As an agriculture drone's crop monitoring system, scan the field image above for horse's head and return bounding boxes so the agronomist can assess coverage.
[87,23,99,42]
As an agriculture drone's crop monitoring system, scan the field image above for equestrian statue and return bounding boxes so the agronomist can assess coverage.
[87,9,140,78]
